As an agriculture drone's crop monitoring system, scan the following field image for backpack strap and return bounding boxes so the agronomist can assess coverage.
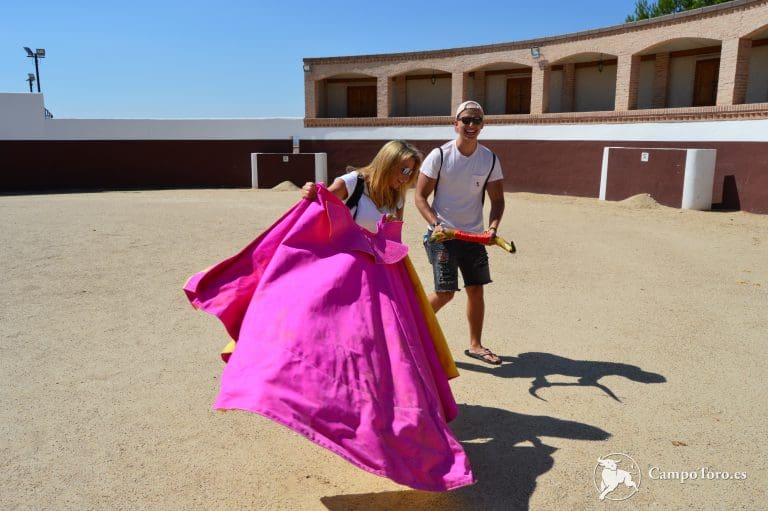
[433,147,444,195]
[345,173,366,220]
[481,152,497,206]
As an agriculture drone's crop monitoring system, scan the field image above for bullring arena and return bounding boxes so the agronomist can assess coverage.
[1,187,765,509]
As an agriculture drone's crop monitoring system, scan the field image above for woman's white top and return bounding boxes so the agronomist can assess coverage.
[337,171,403,232]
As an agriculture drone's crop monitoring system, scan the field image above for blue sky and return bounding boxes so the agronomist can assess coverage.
[1,0,637,118]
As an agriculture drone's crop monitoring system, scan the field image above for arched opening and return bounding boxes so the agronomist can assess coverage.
[745,25,768,104]
[390,68,451,117]
[548,52,617,113]
[635,38,721,109]
[470,62,533,115]
[320,73,377,118]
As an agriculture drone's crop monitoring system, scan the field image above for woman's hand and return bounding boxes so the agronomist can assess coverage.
[301,182,317,200]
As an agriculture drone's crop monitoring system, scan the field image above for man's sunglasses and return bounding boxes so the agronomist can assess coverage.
[459,116,483,126]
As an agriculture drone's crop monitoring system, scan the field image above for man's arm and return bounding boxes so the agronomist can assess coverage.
[485,180,505,232]
[415,172,441,227]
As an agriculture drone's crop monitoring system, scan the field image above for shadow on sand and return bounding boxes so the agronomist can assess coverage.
[321,403,610,511]
[456,351,667,402]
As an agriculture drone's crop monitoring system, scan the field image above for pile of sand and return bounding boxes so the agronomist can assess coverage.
[619,193,662,209]
[271,181,301,191]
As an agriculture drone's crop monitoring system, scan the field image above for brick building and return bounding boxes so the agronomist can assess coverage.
[303,0,768,125]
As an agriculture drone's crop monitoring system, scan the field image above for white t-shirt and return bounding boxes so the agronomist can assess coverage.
[337,171,403,233]
[420,141,503,233]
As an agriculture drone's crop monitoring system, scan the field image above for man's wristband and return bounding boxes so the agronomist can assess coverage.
[431,221,443,229]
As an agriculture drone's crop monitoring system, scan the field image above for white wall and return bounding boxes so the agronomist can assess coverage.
[44,118,305,140]
[0,93,45,139]
[2,92,768,143]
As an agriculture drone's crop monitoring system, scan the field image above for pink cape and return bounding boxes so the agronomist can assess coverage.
[184,186,474,491]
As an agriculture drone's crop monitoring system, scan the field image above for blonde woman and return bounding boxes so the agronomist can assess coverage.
[186,137,473,489]
[302,140,422,232]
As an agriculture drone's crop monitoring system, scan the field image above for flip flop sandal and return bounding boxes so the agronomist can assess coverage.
[464,348,502,365]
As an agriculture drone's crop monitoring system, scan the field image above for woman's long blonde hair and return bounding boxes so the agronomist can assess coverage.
[358,140,423,212]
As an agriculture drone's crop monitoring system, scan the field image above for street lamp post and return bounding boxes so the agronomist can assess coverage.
[23,47,45,93]
[26,73,36,92]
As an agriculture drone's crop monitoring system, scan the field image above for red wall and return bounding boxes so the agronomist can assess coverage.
[1,138,766,214]
[604,148,687,207]
[303,139,768,214]
[0,140,292,190]
[255,153,317,188]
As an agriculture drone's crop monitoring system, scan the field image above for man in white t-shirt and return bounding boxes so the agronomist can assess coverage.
[415,100,506,365]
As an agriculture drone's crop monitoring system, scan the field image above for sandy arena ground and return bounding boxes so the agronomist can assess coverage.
[1,188,766,510]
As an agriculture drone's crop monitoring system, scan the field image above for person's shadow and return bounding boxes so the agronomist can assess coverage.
[320,404,610,511]
[456,351,666,402]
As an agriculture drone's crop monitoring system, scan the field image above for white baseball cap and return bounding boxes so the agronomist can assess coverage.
[455,100,484,119]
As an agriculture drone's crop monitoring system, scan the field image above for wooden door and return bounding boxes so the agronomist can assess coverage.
[693,58,719,106]
[347,85,377,117]
[506,77,531,114]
